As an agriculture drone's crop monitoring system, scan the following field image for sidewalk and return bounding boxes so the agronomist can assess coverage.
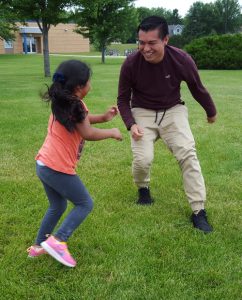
[50,53,126,58]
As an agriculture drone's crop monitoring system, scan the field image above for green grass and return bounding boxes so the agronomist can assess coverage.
[0,54,242,300]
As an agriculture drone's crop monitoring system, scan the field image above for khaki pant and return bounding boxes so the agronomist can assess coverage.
[131,104,206,212]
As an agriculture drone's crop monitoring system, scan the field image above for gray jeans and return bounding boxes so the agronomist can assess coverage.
[131,104,206,212]
[35,163,93,245]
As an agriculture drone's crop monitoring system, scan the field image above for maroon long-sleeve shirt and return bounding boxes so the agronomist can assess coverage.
[117,45,217,130]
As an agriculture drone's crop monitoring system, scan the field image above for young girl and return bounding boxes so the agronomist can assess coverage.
[27,60,122,267]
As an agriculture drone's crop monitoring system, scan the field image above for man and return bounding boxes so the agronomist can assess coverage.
[117,16,217,233]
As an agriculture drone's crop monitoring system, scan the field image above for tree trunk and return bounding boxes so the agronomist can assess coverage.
[101,46,106,64]
[42,23,51,77]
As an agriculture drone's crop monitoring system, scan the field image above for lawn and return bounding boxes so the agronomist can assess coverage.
[0,54,242,300]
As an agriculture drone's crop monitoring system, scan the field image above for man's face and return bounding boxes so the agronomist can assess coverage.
[138,28,169,64]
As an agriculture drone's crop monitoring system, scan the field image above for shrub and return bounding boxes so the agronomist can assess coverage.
[168,34,189,49]
[184,34,242,69]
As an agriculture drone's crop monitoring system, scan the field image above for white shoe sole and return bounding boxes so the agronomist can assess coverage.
[40,241,76,267]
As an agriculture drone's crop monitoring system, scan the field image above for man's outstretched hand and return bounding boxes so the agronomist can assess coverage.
[207,114,217,123]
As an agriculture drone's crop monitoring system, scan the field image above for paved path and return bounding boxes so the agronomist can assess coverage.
[50,54,126,58]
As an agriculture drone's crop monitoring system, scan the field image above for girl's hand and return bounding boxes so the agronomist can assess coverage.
[111,128,123,141]
[104,106,119,122]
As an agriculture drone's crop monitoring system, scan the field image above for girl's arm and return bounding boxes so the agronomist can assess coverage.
[88,106,118,124]
[76,115,122,141]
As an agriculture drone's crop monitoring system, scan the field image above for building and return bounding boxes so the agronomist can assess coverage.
[168,25,184,36]
[0,21,89,55]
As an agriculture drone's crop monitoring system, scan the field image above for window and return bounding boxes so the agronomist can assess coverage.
[4,40,13,49]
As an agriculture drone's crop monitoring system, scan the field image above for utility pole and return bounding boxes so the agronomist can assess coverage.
[224,0,228,33]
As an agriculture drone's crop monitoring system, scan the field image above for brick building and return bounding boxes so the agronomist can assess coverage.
[0,22,89,55]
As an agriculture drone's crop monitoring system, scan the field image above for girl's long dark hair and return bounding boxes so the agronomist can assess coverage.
[43,60,91,132]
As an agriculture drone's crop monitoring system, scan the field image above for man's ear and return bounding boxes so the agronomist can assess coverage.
[163,35,169,45]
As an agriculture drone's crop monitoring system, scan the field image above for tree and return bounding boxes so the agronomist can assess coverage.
[148,7,169,19]
[136,7,183,25]
[8,0,73,77]
[213,0,242,33]
[73,0,137,63]
[136,7,153,23]
[0,1,17,41]
[182,2,217,42]
[166,9,183,25]
[182,0,242,43]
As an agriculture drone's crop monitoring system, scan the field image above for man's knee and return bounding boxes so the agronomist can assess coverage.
[133,153,154,171]
[174,146,201,172]
[173,142,196,161]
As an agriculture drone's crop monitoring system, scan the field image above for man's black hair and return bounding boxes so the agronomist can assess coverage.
[137,16,169,40]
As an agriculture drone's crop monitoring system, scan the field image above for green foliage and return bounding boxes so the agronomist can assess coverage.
[183,2,217,42]
[73,0,137,63]
[0,1,18,41]
[9,0,72,25]
[0,54,242,299]
[0,20,16,42]
[166,8,184,25]
[7,0,74,76]
[136,6,183,25]
[183,0,242,43]
[213,0,242,34]
[184,34,242,69]
[168,34,188,49]
[136,6,153,22]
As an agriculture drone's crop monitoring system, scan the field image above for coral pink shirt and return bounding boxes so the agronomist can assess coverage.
[36,100,88,175]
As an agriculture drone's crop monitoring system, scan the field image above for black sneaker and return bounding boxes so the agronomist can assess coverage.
[191,209,213,233]
[137,187,153,205]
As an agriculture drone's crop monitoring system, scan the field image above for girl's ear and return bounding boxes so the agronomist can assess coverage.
[74,85,82,97]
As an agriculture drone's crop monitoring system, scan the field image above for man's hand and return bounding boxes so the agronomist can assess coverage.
[207,114,217,123]
[130,124,144,141]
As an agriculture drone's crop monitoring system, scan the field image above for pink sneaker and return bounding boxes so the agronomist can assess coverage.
[27,245,47,258]
[40,235,76,267]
